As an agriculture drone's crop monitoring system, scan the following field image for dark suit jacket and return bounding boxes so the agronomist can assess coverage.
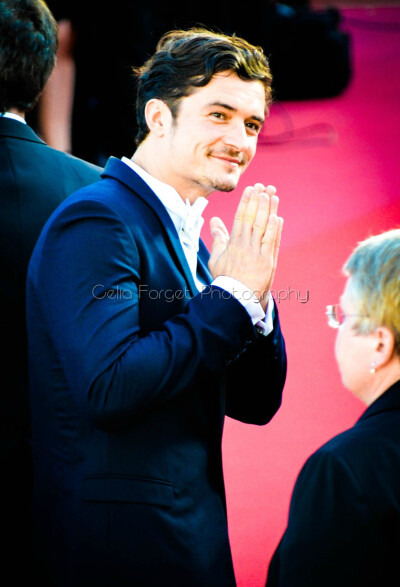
[0,117,102,568]
[266,380,400,587]
[26,156,287,586]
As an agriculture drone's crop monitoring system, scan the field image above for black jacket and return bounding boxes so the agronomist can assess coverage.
[0,117,102,571]
[266,380,400,587]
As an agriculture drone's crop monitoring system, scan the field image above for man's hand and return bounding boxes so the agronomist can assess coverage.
[208,183,283,311]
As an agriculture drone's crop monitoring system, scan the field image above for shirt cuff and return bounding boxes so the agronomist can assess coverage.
[212,276,274,336]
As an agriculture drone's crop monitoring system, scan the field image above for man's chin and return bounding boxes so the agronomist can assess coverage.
[210,175,239,193]
[213,184,236,193]
[196,171,240,194]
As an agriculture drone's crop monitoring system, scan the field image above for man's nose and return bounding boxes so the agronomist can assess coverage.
[222,121,249,151]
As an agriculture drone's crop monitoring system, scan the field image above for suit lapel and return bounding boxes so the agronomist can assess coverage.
[197,240,213,285]
[101,157,203,297]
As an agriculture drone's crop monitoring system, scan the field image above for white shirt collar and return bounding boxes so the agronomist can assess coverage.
[121,156,208,252]
[0,112,26,124]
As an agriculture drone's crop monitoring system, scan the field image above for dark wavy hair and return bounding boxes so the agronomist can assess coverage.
[0,0,58,112]
[132,27,273,146]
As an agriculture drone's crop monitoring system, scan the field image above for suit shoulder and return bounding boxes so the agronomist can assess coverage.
[1,134,102,194]
[291,426,366,494]
[45,147,103,180]
[297,412,400,502]
[304,424,372,473]
[318,408,400,460]
[39,176,141,237]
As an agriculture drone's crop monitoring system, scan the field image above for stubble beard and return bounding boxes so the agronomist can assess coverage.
[203,149,247,193]
[192,173,238,195]
[197,158,244,194]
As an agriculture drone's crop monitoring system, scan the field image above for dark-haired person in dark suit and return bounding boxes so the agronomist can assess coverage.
[266,229,400,587]
[26,27,287,586]
[0,0,101,573]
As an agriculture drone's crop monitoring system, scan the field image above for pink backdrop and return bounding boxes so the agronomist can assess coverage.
[200,7,400,586]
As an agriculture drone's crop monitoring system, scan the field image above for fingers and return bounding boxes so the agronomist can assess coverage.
[214,180,282,258]
[275,216,283,260]
[265,185,277,197]
[261,210,283,256]
[209,216,229,263]
[261,213,279,251]
[261,214,284,292]
[210,216,229,241]
[208,184,283,290]
[230,185,253,239]
[269,193,279,217]
[240,185,279,251]
[250,192,271,247]
[231,184,280,248]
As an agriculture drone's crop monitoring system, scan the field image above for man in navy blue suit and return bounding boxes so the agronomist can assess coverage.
[26,28,287,586]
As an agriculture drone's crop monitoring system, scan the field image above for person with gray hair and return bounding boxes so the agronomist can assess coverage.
[266,228,400,586]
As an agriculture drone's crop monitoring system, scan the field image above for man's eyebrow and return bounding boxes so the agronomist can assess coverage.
[205,101,265,124]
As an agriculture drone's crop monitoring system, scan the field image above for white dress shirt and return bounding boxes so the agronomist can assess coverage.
[0,112,26,124]
[121,157,273,335]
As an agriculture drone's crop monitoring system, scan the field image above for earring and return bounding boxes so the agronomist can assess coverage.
[370,361,376,374]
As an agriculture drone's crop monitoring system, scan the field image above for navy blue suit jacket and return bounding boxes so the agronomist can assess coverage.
[27,157,287,586]
[266,380,400,587]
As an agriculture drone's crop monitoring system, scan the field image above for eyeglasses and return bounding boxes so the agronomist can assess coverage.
[325,304,368,329]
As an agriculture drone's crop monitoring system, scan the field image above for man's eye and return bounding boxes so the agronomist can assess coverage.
[211,112,225,119]
[246,122,260,133]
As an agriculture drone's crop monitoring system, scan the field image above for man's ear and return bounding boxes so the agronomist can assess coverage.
[372,326,396,369]
[144,99,172,137]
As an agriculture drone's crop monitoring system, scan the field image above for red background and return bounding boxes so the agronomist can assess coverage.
[200,7,400,586]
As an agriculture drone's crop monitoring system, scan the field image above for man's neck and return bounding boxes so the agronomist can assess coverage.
[1,110,26,124]
[6,107,25,119]
[131,144,209,205]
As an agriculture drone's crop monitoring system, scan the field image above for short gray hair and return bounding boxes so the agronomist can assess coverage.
[343,228,400,355]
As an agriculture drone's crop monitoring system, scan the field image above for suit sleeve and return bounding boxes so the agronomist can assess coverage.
[266,448,373,587]
[33,199,263,431]
[224,305,286,425]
